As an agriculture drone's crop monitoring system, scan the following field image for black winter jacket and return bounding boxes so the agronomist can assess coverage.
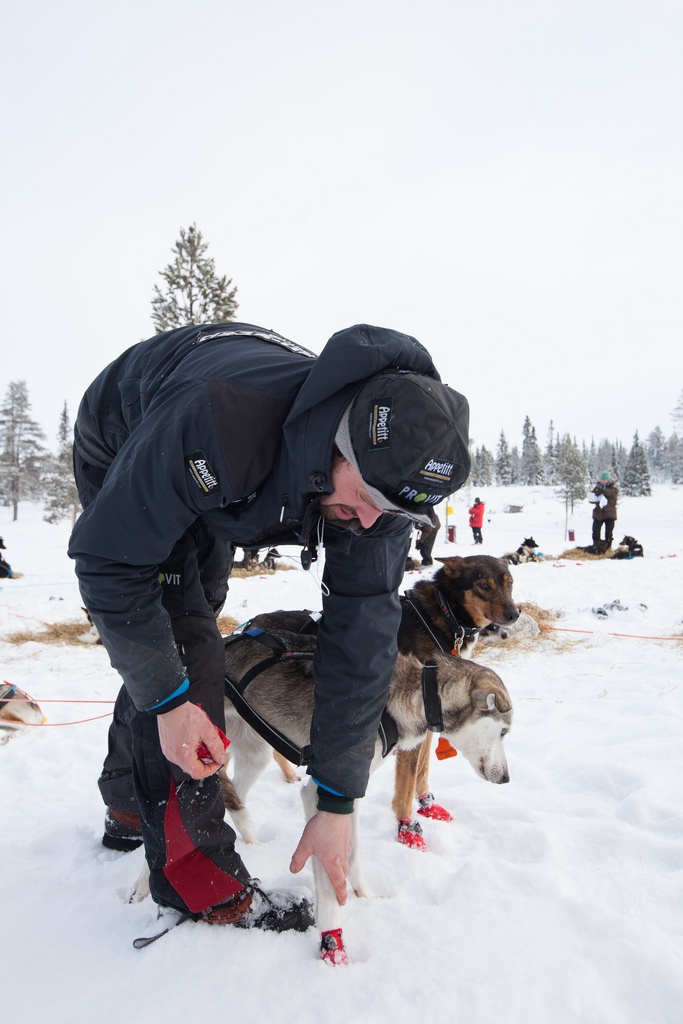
[68,322,442,797]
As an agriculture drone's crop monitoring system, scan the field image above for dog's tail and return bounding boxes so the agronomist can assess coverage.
[216,762,244,812]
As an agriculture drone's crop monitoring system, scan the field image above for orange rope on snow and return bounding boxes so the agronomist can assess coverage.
[1,697,115,704]
[19,712,114,726]
[539,625,681,641]
[1,683,115,727]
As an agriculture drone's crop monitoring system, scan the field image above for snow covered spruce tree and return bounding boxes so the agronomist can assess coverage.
[151,223,239,332]
[43,403,81,525]
[0,381,47,520]
[543,421,558,484]
[475,446,494,486]
[509,445,521,483]
[666,434,683,484]
[646,426,667,482]
[521,416,544,484]
[495,430,512,485]
[555,434,588,532]
[621,431,651,496]
[671,389,683,433]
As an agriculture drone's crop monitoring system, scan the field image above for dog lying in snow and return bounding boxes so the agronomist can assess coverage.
[503,538,540,565]
[611,536,644,559]
[0,682,44,740]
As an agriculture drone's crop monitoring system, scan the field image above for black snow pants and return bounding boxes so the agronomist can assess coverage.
[592,517,615,547]
[75,451,250,914]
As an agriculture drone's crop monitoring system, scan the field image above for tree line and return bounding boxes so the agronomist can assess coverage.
[1,223,681,521]
[2,383,678,524]
[469,417,676,502]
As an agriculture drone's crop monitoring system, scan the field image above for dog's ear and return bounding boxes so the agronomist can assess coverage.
[435,556,465,577]
[472,687,512,714]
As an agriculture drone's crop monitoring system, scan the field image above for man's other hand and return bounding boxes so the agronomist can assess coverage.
[289,811,353,905]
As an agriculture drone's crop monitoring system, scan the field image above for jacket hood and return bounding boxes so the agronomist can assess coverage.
[277,324,441,517]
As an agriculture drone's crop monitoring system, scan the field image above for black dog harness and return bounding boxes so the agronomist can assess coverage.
[401,588,482,655]
[223,629,401,766]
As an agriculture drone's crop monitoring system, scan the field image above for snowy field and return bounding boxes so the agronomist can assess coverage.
[1,485,681,1024]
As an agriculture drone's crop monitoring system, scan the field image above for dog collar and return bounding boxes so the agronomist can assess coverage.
[402,590,481,656]
[436,588,482,654]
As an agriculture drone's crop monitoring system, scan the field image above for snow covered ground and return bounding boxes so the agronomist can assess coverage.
[1,485,681,1024]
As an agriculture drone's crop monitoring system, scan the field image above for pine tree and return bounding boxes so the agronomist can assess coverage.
[555,433,588,522]
[477,446,494,486]
[646,426,667,482]
[521,416,544,485]
[495,430,512,486]
[151,223,239,333]
[612,440,627,483]
[586,437,599,480]
[43,403,81,525]
[671,389,683,432]
[0,381,47,520]
[544,420,557,484]
[509,445,521,484]
[622,431,651,496]
[667,434,683,484]
[467,445,479,488]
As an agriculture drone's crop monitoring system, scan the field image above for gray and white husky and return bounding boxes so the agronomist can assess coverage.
[221,629,513,944]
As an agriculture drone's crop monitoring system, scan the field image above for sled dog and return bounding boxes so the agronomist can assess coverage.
[221,628,512,954]
[244,555,517,847]
[504,538,540,565]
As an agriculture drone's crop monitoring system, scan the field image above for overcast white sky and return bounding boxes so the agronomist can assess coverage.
[2,0,681,454]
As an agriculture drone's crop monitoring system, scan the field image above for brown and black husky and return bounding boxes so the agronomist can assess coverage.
[236,554,518,849]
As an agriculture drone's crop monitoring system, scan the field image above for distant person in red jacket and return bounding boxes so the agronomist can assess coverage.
[469,497,485,544]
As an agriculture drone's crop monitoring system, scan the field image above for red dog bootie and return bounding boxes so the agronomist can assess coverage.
[320,928,350,966]
[416,791,453,822]
[397,817,427,851]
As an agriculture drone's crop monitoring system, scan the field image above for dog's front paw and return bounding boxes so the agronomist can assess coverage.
[397,817,428,851]
[129,867,151,903]
[320,928,350,966]
[417,791,453,822]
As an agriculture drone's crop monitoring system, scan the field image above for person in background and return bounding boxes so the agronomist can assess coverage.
[415,514,441,566]
[590,471,619,548]
[469,496,485,544]
[0,537,12,579]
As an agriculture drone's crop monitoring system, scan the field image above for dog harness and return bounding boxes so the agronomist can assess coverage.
[223,629,400,765]
[401,589,470,758]
[401,589,481,655]
[0,682,17,710]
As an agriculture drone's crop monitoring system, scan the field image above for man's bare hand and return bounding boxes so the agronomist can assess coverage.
[289,811,353,905]
[157,702,228,779]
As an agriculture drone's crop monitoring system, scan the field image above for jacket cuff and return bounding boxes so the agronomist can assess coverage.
[146,677,190,716]
[316,787,355,815]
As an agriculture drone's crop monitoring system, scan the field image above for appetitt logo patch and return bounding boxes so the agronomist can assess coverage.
[186,450,219,494]
[368,398,392,451]
[419,456,455,483]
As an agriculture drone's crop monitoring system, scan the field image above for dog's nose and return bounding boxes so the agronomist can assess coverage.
[504,608,519,623]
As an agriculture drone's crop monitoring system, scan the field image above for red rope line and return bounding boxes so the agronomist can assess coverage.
[1,685,115,727]
[539,625,681,641]
[1,697,115,704]
[18,713,114,726]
